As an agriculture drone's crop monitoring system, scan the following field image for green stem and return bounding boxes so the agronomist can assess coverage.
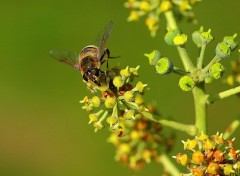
[173,66,189,76]
[192,83,207,134]
[197,44,206,68]
[141,111,197,136]
[202,55,220,73]
[177,46,195,71]
[164,11,178,30]
[160,153,180,176]
[223,119,240,139]
[206,86,240,104]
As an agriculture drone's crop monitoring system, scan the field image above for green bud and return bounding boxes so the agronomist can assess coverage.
[223,33,238,51]
[192,30,202,48]
[209,62,225,79]
[200,29,214,44]
[155,57,174,75]
[216,42,231,59]
[179,76,195,91]
[144,50,161,65]
[164,29,181,46]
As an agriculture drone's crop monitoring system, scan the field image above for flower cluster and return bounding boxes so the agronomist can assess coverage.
[80,66,149,133]
[108,106,175,171]
[174,132,240,176]
[124,0,200,36]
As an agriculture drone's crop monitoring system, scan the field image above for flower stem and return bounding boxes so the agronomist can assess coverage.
[173,67,189,76]
[177,46,195,71]
[197,44,206,68]
[202,55,220,73]
[164,11,178,30]
[160,153,180,176]
[141,111,197,136]
[206,86,240,104]
[223,119,240,139]
[192,83,207,134]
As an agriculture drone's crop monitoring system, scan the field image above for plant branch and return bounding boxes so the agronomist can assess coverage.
[206,86,240,104]
[177,46,195,71]
[141,111,197,136]
[223,118,240,139]
[192,83,207,134]
[202,55,220,73]
[164,11,178,30]
[160,153,180,176]
[197,44,206,69]
[173,67,189,76]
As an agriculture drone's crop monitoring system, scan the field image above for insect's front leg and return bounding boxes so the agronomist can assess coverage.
[100,48,119,69]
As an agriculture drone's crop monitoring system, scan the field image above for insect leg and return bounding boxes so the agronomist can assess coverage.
[100,48,119,69]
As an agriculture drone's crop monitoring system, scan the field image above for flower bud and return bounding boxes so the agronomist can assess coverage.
[105,97,116,108]
[164,29,181,46]
[124,91,135,102]
[192,151,204,164]
[207,162,220,175]
[107,116,118,127]
[209,62,225,79]
[216,42,231,59]
[155,57,174,75]
[173,33,188,46]
[192,29,202,48]
[201,29,214,45]
[120,67,131,77]
[223,33,238,51]
[89,114,99,123]
[91,96,101,107]
[179,76,195,91]
[144,50,161,65]
[113,76,124,88]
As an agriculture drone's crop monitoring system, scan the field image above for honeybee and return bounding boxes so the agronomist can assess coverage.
[50,21,118,86]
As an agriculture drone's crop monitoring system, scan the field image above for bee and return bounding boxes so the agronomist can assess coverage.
[50,21,118,86]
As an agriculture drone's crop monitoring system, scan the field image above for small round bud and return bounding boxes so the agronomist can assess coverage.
[106,116,118,126]
[200,29,214,45]
[113,76,124,88]
[136,81,147,93]
[216,42,231,59]
[223,33,238,51]
[192,151,204,164]
[134,93,144,105]
[105,97,116,108]
[124,91,135,102]
[223,164,233,175]
[203,139,215,150]
[139,1,150,11]
[179,76,195,91]
[207,162,220,175]
[164,29,181,46]
[127,10,139,21]
[144,50,161,65]
[209,62,225,79]
[91,96,101,107]
[191,168,204,176]
[89,114,99,123]
[192,30,202,48]
[159,0,172,12]
[120,67,131,77]
[123,110,135,120]
[119,143,131,154]
[176,153,188,166]
[173,33,188,46]
[155,57,174,75]
[98,83,108,92]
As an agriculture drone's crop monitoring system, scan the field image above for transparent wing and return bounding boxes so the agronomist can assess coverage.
[95,21,113,54]
[50,50,79,68]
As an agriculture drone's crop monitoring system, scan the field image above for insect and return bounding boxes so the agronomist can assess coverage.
[50,21,118,86]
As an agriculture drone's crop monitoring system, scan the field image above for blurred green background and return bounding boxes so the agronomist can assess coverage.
[0,0,239,175]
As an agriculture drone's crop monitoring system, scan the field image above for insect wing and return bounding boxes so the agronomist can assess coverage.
[95,21,113,56]
[50,50,79,69]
